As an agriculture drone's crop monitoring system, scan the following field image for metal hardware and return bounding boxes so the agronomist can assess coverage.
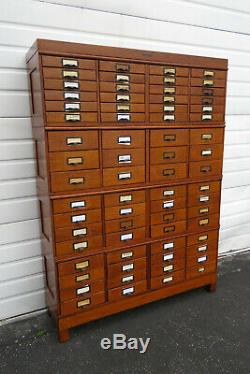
[62,59,78,67]
[65,102,80,111]
[164,114,175,121]
[200,185,210,191]
[204,70,214,77]
[71,200,85,208]
[122,263,134,271]
[202,114,212,121]
[202,134,213,140]
[73,228,87,237]
[202,106,213,112]
[198,255,207,263]
[76,273,90,282]
[122,275,134,283]
[120,194,132,202]
[65,113,81,122]
[121,251,133,259]
[74,241,88,251]
[163,189,174,196]
[118,154,131,163]
[163,134,176,142]
[77,285,90,295]
[163,265,174,273]
[199,195,209,202]
[63,70,78,79]
[163,213,174,222]
[164,87,175,94]
[64,92,80,100]
[118,171,131,180]
[122,286,134,295]
[164,106,175,112]
[117,104,130,112]
[116,84,130,92]
[69,177,84,184]
[117,113,131,122]
[164,225,175,233]
[163,151,176,159]
[163,276,173,283]
[198,267,205,272]
[67,157,83,165]
[72,214,86,223]
[77,299,90,308]
[164,67,176,75]
[121,233,133,241]
[118,136,131,145]
[199,207,209,214]
[163,168,175,176]
[163,242,174,250]
[75,260,89,270]
[116,63,130,72]
[203,79,214,87]
[200,165,211,173]
[163,253,174,261]
[198,245,207,252]
[64,81,79,89]
[201,149,212,156]
[116,74,130,83]
[120,207,133,215]
[164,77,175,84]
[163,200,174,209]
[198,235,208,241]
[117,94,130,102]
[66,137,82,145]
[199,219,209,226]
[164,96,175,102]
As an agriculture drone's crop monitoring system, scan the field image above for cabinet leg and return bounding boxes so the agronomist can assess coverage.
[207,283,216,293]
[58,328,70,343]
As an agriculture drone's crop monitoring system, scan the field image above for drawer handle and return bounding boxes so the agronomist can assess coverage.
[163,200,174,209]
[202,106,213,113]
[73,228,87,237]
[163,168,175,176]
[163,276,173,283]
[202,98,213,105]
[74,241,88,251]
[198,255,207,263]
[163,134,176,142]
[62,59,78,67]
[64,81,79,90]
[117,94,130,102]
[203,79,214,87]
[69,177,85,184]
[202,133,213,140]
[201,149,212,157]
[116,63,130,73]
[65,113,81,122]
[164,114,175,121]
[63,70,78,79]
[200,185,210,191]
[204,70,214,77]
[71,200,86,209]
[163,189,174,196]
[76,285,90,295]
[200,166,211,173]
[116,84,130,92]
[122,263,134,271]
[164,77,175,84]
[77,298,90,308]
[198,234,208,241]
[117,113,131,122]
[64,92,80,100]
[120,207,133,215]
[66,137,82,146]
[198,245,207,252]
[120,219,133,230]
[164,96,175,103]
[198,267,205,273]
[121,233,133,241]
[163,213,174,223]
[164,67,176,76]
[116,74,130,83]
[118,154,131,164]
[117,136,131,145]
[65,102,80,111]
[163,151,176,159]
[164,225,175,233]
[163,264,174,272]
[117,104,130,113]
[202,114,212,121]
[163,253,174,261]
[75,260,89,270]
[199,219,209,226]
[67,157,83,165]
[199,207,209,214]
[164,105,175,113]
[164,87,175,94]
[122,286,134,295]
[118,171,131,180]
[122,275,134,283]
[121,251,133,259]
[76,273,90,282]
[199,195,209,202]
[163,242,174,250]
[72,214,86,223]
[119,194,132,202]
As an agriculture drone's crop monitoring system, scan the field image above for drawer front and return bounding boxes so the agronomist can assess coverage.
[188,181,221,196]
[149,66,189,77]
[186,262,217,280]
[190,87,225,97]
[150,146,188,165]
[150,129,189,147]
[42,56,96,69]
[190,128,224,145]
[151,237,186,255]
[107,245,146,264]
[150,163,187,182]
[151,255,185,277]
[190,113,224,122]
[105,215,145,234]
[46,112,98,124]
[102,130,145,149]
[102,148,145,168]
[190,104,224,114]
[188,202,220,219]
[187,229,219,246]
[190,144,223,162]
[150,220,186,239]
[187,246,217,267]
[53,195,101,214]
[103,166,145,187]
[105,202,145,220]
[54,208,101,228]
[99,71,145,84]
[58,254,104,276]
[150,76,189,86]
[60,278,104,302]
[59,269,104,289]
[55,235,103,256]
[104,190,145,207]
[149,112,188,123]
[55,222,103,242]
[191,77,226,88]
[45,100,97,112]
[188,214,219,232]
[150,85,189,95]
[190,96,225,105]
[60,292,105,317]
[150,94,188,104]
[108,257,147,280]
[187,240,218,258]
[43,79,97,92]
[151,196,186,213]
[151,208,186,225]
[108,269,146,289]
[191,69,227,79]
[44,90,97,102]
[49,150,99,172]
[101,103,145,113]
[150,270,185,290]
[99,61,145,74]
[100,92,144,103]
[50,169,101,192]
[48,131,98,151]
[188,191,220,208]
[149,104,188,113]
[150,185,186,201]
[189,160,222,178]
[101,113,145,123]
[106,227,146,248]
[43,67,97,80]
[108,280,147,302]
[100,82,145,93]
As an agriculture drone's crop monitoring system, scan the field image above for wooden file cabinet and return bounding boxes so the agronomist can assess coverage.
[26,39,227,342]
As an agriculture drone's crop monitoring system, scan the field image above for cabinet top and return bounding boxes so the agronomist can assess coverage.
[26,39,228,70]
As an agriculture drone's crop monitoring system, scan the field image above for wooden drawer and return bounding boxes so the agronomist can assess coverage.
[150,146,188,165]
[149,104,188,113]
[106,227,146,248]
[187,229,219,246]
[43,67,96,80]
[100,92,144,103]
[101,113,145,122]
[103,166,145,187]
[107,245,146,265]
[190,87,225,96]
[108,257,146,280]
[149,76,189,86]
[99,61,145,74]
[186,262,217,280]
[100,82,145,93]
[55,222,103,242]
[150,185,186,201]
[149,66,189,76]
[42,56,96,69]
[105,215,145,234]
[43,79,97,91]
[53,195,101,214]
[102,130,145,149]
[150,270,185,290]
[46,112,98,124]
[99,71,145,84]
[55,235,103,256]
[150,85,189,95]
[190,113,224,122]
[190,104,224,113]
[150,94,188,104]
[188,181,221,197]
[58,254,104,276]
[151,237,186,256]
[188,202,220,219]
[188,214,219,232]
[44,90,97,101]
[108,280,147,302]
[48,130,98,152]
[49,150,99,172]
[58,268,104,289]
[150,129,188,147]
[151,254,185,277]
[187,240,218,258]
[50,169,101,192]
[54,208,101,229]
[151,208,186,225]
[45,101,97,112]
[60,292,105,317]
[60,278,104,302]
[191,69,227,79]
[104,190,145,207]
[102,148,145,168]
[101,103,145,113]
[190,96,225,105]
[189,160,222,178]
[150,163,187,182]
[188,191,220,208]
[190,144,223,162]
[191,77,226,88]
[151,196,186,213]
[108,269,146,289]
[151,220,186,239]
[149,112,188,122]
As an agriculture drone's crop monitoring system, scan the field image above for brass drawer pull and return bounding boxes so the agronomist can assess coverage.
[75,260,89,270]
[164,114,175,121]
[65,102,80,111]
[203,79,214,87]
[62,59,78,67]
[198,267,205,273]
[199,207,209,214]
[74,241,88,251]
[64,92,80,100]
[163,213,174,222]
[120,207,133,215]
[202,106,213,113]
[117,94,130,102]
[118,171,131,180]
[163,276,173,283]
[202,133,213,140]
[202,114,212,121]
[163,242,174,250]
[120,219,133,230]
[116,63,130,72]
[200,185,210,191]
[201,149,212,157]
[76,285,90,295]
[200,194,210,202]
[119,194,132,202]
[204,70,214,77]
[198,255,207,263]
[122,275,134,283]
[199,218,209,226]
[163,200,174,209]
[163,168,175,176]
[117,136,131,145]
[63,70,78,79]
[65,113,81,122]
[66,137,82,145]
[164,87,175,94]
[163,264,174,272]
[202,98,213,105]
[164,225,175,233]
[120,232,133,241]
[72,214,86,223]
[121,251,133,259]
[163,134,176,142]
[67,157,83,165]
[71,200,85,208]
[164,96,175,103]
[164,67,176,76]
[69,177,85,184]
[198,234,208,241]
[76,273,90,282]
[198,245,207,252]
[77,298,90,308]
[116,74,130,83]
[164,105,175,113]
[64,81,79,90]
[163,151,176,159]
[117,113,131,122]
[122,286,134,295]
[117,104,130,113]
[122,263,134,271]
[118,154,131,164]
[164,77,175,84]
[73,228,87,237]
[116,84,130,92]
[200,166,211,173]
[163,189,174,196]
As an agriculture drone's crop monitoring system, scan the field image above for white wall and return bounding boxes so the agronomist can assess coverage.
[0,0,250,320]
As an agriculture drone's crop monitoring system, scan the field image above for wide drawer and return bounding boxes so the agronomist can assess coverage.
[54,208,101,228]
[187,240,218,258]
[149,66,189,76]
[188,181,221,197]
[191,69,227,79]
[191,77,226,88]
[186,261,217,280]
[50,169,101,192]
[105,215,145,234]
[149,94,188,104]
[150,146,188,164]
[150,270,185,290]
[46,112,98,124]
[100,82,145,93]
[99,61,145,74]
[188,214,219,232]
[102,148,145,168]
[108,257,146,280]
[190,113,224,122]
[43,79,97,91]
[55,235,103,256]
[150,185,186,200]
[149,76,188,86]
[107,245,146,265]
[150,220,186,239]
[187,229,219,246]
[49,150,99,172]
[190,87,225,96]
[103,166,145,187]
[60,292,105,317]
[58,254,104,276]
[100,92,145,103]
[101,113,145,122]
[60,278,104,302]
[105,202,145,220]
[189,144,223,162]
[151,208,186,225]
[106,227,146,248]
[189,160,222,178]
[54,221,103,242]
[44,90,97,101]
[104,190,145,207]
[102,130,145,149]
[53,195,101,214]
[48,130,98,152]
[108,280,147,302]
[188,202,220,219]
[151,237,186,255]
[151,254,185,277]
[151,196,186,213]
[150,163,187,182]
[43,67,96,80]
[150,129,189,147]
[45,101,97,112]
[149,112,188,122]
[42,56,96,69]
[99,72,145,84]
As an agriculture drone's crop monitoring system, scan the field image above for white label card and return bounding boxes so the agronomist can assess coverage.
[164,265,174,272]
[120,195,132,202]
[164,253,174,261]
[74,241,88,250]
[198,256,207,263]
[120,208,132,215]
[163,276,173,283]
[123,287,134,295]
[122,275,134,283]
[64,81,79,89]
[121,233,133,241]
[163,190,174,196]
[163,242,174,250]
[118,136,131,145]
[118,155,131,163]
[198,245,207,252]
[77,286,90,295]
[163,200,174,209]
[72,214,86,223]
[71,201,85,208]
[122,263,134,271]
[121,251,133,259]
[64,92,80,100]
[73,228,87,236]
[200,196,209,202]
[65,102,80,110]
[118,172,131,180]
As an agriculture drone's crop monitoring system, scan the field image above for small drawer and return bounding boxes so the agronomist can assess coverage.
[60,292,105,317]
[106,227,146,248]
[150,270,185,290]
[108,257,146,279]
[150,85,189,95]
[151,208,186,225]
[99,61,145,74]
[149,66,189,77]
[190,104,224,114]
[108,269,146,289]
[188,181,221,197]
[43,79,97,92]
[103,166,145,187]
[186,261,217,280]
[60,278,104,302]
[42,67,97,81]
[100,82,145,94]
[190,96,225,105]
[53,195,101,214]
[150,129,189,147]
[105,203,145,221]
[191,69,227,80]
[50,169,101,192]
[189,160,222,178]
[59,268,104,289]
[188,214,219,232]
[101,113,145,122]
[45,100,97,112]
[55,235,103,256]
[150,220,186,239]
[102,148,145,168]
[107,245,146,264]
[58,254,104,277]
[42,56,96,69]
[46,112,98,124]
[150,146,188,165]
[190,87,225,97]
[150,163,187,183]
[48,130,98,152]
[149,94,188,104]
[188,202,220,219]
[104,190,145,207]
[150,196,186,213]
[149,76,189,86]
[190,113,224,122]
[101,103,145,113]
[105,215,145,234]
[187,240,218,258]
[54,221,103,243]
[149,104,188,114]
[151,254,185,277]
[49,150,99,172]
[187,229,219,247]
[149,112,188,122]
[190,77,226,88]
[188,191,220,208]
[150,185,186,201]
[189,144,223,162]
[151,237,186,256]
[99,71,145,84]
[54,208,101,229]
[44,90,97,102]
[102,130,145,149]
[108,280,147,302]
[100,92,145,103]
